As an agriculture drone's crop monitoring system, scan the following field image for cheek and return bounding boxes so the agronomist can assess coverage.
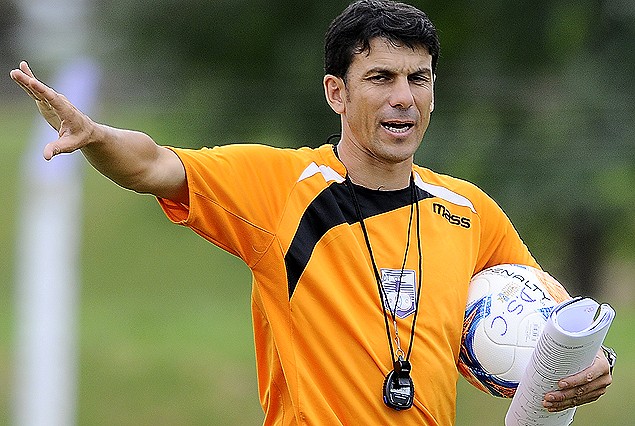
[417,96,434,118]
[347,101,375,132]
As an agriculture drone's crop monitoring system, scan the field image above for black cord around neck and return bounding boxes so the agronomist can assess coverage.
[344,174,423,364]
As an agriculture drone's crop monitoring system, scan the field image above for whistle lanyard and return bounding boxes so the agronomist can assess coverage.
[344,174,424,410]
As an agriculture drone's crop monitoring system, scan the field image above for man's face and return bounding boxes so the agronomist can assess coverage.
[330,37,435,166]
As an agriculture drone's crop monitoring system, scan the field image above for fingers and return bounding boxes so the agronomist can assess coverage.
[11,61,80,134]
[11,61,96,160]
[19,60,36,77]
[11,61,37,89]
[543,382,608,412]
[559,353,609,389]
[11,61,96,161]
[10,67,41,102]
[11,61,62,108]
[542,353,612,412]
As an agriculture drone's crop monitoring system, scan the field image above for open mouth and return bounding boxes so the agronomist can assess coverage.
[381,121,415,134]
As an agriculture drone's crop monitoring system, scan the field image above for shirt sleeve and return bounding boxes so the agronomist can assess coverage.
[156,145,294,266]
[472,187,540,274]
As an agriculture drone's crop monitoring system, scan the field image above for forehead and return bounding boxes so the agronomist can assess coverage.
[349,37,433,75]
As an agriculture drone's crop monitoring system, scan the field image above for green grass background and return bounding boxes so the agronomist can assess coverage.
[1,105,632,425]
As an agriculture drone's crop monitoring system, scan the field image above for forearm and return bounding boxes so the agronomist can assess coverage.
[80,123,187,202]
[81,124,157,190]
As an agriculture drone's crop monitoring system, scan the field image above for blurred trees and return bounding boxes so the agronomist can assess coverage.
[0,2,19,92]
[95,0,338,145]
[420,0,635,295]
[92,0,634,296]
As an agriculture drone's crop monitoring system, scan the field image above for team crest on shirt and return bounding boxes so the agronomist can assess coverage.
[380,269,418,318]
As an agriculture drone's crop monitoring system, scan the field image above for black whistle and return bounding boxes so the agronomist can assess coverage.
[392,357,412,387]
[383,356,414,410]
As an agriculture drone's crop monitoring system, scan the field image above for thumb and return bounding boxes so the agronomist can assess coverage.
[43,140,64,161]
[42,133,84,160]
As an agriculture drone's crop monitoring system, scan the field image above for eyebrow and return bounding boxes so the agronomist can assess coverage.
[364,66,432,77]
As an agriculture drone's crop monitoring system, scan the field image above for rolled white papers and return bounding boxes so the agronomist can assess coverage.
[505,297,615,426]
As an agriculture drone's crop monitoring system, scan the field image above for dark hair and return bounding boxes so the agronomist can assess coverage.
[324,0,440,78]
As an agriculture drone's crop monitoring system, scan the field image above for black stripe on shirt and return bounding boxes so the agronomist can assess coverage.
[285,181,432,299]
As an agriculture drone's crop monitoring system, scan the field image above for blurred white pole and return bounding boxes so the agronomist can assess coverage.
[14,59,101,426]
[13,1,99,425]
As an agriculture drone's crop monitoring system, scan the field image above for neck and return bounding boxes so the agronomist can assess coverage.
[335,142,413,191]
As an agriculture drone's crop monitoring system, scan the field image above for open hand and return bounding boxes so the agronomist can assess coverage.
[10,61,96,160]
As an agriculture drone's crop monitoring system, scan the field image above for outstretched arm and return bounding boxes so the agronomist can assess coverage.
[10,61,188,204]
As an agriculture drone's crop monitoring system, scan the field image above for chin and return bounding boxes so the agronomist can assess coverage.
[377,148,418,165]
[380,140,421,163]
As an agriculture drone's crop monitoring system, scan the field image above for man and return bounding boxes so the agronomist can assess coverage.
[11,0,612,424]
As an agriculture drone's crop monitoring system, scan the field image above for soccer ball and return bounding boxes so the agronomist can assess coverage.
[458,264,570,398]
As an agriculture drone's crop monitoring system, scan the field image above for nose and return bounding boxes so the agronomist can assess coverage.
[389,77,414,110]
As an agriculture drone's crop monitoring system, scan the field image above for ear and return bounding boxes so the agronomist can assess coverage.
[430,74,436,114]
[323,74,346,114]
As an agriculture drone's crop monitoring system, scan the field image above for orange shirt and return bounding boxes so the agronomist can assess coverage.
[158,144,539,425]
